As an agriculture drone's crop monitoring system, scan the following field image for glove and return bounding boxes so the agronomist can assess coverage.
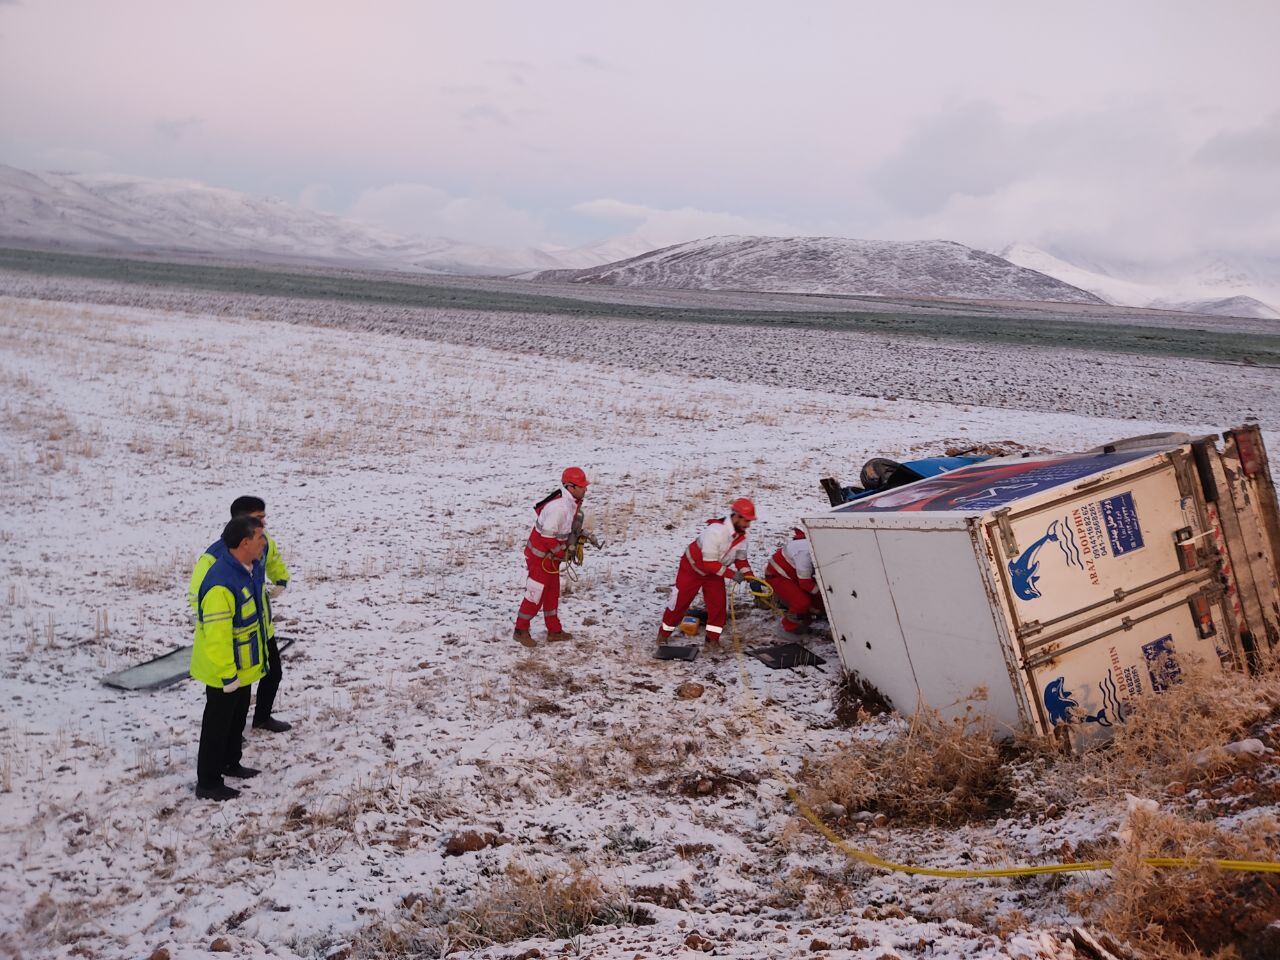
[732,569,747,583]
[223,678,241,694]
[268,581,288,599]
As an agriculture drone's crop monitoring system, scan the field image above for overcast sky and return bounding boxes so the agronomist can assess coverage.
[1,0,1277,260]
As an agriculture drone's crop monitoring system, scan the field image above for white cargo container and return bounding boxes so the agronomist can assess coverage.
[804,425,1280,749]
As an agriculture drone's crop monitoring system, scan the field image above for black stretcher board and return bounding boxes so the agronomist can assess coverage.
[748,643,826,670]
[653,644,700,662]
[101,637,297,691]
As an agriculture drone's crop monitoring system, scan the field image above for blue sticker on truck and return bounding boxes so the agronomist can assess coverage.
[1142,634,1182,692]
[1101,492,1144,555]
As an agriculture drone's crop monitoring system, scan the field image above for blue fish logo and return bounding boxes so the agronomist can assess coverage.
[1008,519,1084,601]
[1009,526,1059,600]
[1043,676,1119,727]
[1043,677,1078,725]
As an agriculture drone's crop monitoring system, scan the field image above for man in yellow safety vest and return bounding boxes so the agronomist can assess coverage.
[189,516,269,801]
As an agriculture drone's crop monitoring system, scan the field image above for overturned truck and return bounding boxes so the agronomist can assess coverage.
[804,424,1280,749]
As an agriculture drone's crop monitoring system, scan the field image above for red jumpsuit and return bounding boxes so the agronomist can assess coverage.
[658,516,754,644]
[514,486,583,635]
[765,528,820,632]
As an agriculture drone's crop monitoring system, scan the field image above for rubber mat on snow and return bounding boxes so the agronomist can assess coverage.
[748,643,826,670]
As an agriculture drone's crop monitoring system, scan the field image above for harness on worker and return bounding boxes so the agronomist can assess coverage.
[532,489,602,578]
[559,519,605,578]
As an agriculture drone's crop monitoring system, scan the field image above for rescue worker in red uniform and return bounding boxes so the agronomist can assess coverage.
[514,467,588,647]
[657,498,758,646]
[765,527,821,633]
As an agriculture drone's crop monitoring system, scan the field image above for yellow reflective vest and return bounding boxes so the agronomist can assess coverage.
[262,533,290,640]
[189,548,268,688]
[188,532,289,642]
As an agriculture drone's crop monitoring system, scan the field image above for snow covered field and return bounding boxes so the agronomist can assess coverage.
[1,290,1277,959]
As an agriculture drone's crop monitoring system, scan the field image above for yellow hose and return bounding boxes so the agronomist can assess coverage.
[725,582,1280,878]
[542,537,588,578]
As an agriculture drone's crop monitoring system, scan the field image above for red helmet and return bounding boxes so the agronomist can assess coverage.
[730,497,757,521]
[562,466,589,488]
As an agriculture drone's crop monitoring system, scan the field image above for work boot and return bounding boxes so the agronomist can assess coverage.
[547,630,573,642]
[195,783,240,802]
[252,716,292,733]
[656,630,671,647]
[223,764,261,779]
[513,628,535,648]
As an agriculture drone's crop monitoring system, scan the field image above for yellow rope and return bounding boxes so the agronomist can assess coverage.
[541,537,588,579]
[743,574,775,605]
[725,582,1280,878]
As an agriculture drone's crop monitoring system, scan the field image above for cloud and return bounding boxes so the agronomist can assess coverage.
[571,198,806,247]
[38,145,114,173]
[298,182,336,212]
[867,100,1280,262]
[153,115,203,142]
[1195,112,1280,169]
[870,100,1183,219]
[868,102,1025,217]
[486,58,534,86]
[459,103,510,126]
[347,182,546,245]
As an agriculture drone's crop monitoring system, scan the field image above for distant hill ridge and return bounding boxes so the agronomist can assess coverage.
[999,242,1280,319]
[527,235,1106,304]
[0,163,638,276]
[6,161,1271,315]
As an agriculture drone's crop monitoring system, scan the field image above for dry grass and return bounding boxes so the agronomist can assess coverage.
[348,891,450,959]
[797,697,1016,827]
[1081,668,1280,797]
[115,548,188,593]
[794,667,1280,958]
[349,864,646,958]
[1005,666,1280,817]
[767,863,866,915]
[1069,806,1280,959]
[21,892,96,948]
[449,863,640,951]
[807,667,1280,830]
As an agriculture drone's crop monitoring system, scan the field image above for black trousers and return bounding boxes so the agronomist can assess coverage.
[254,634,282,722]
[197,684,251,788]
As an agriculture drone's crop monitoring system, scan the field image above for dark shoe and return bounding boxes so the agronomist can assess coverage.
[223,764,261,779]
[196,783,240,801]
[252,716,292,733]
[546,630,573,642]
[513,629,535,648]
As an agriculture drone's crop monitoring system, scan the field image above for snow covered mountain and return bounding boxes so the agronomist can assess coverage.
[0,164,623,276]
[1000,242,1280,319]
[526,235,1106,304]
[1148,295,1280,320]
